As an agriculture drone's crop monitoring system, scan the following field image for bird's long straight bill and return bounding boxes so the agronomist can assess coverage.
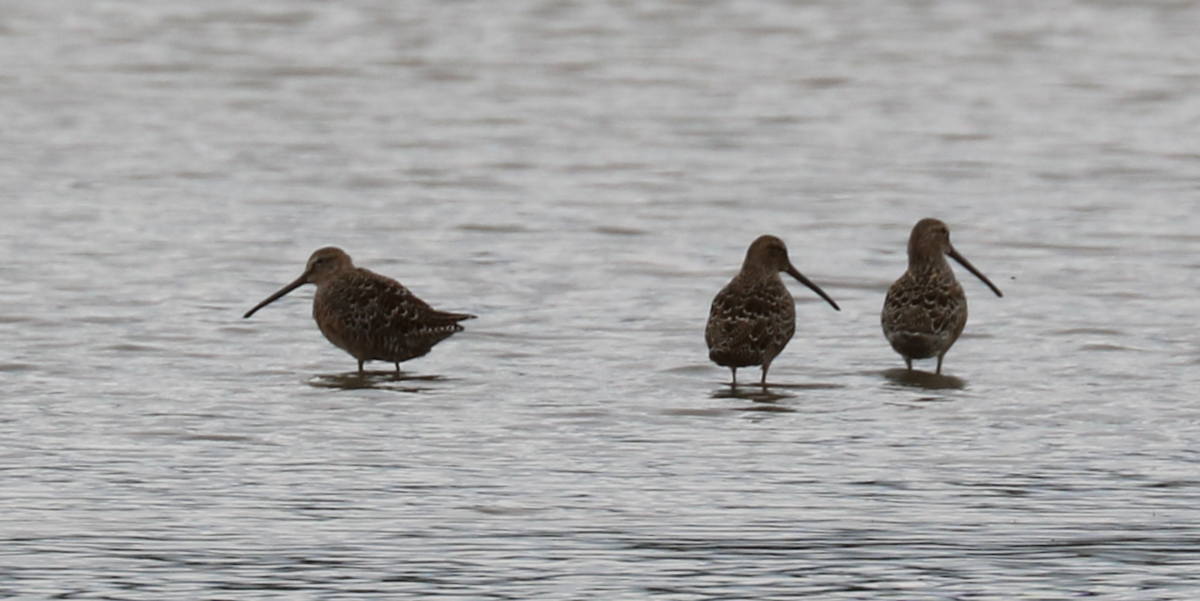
[244,275,308,318]
[785,266,841,311]
[947,248,1003,298]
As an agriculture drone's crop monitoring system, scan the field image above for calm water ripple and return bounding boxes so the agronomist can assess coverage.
[4,0,1200,598]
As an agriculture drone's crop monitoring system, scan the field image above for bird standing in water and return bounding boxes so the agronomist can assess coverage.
[882,218,1002,374]
[706,235,840,386]
[244,247,474,373]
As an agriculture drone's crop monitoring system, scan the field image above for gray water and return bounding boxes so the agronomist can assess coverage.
[4,0,1200,598]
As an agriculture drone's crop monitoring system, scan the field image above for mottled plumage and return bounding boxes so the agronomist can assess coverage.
[244,247,474,373]
[881,218,1002,374]
[706,235,840,386]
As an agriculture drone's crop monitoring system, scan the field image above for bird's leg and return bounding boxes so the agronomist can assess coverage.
[731,367,738,387]
[905,357,913,371]
[357,359,365,374]
[936,354,944,375]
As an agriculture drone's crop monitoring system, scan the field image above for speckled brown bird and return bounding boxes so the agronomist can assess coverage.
[244,247,474,373]
[706,235,840,386]
[882,218,1003,374]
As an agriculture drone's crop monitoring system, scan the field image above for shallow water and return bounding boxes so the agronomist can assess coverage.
[4,0,1200,598]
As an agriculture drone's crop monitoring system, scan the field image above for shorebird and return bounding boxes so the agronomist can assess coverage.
[706,235,840,386]
[244,247,474,373]
[882,218,1003,374]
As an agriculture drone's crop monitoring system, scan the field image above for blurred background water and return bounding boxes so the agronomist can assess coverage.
[3,0,1200,598]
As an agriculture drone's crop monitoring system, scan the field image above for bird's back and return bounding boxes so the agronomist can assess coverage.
[706,276,796,368]
[881,268,966,359]
[314,268,474,363]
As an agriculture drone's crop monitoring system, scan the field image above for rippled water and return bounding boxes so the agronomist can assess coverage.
[4,0,1200,598]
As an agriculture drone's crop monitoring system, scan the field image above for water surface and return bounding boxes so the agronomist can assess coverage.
[3,0,1200,598]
